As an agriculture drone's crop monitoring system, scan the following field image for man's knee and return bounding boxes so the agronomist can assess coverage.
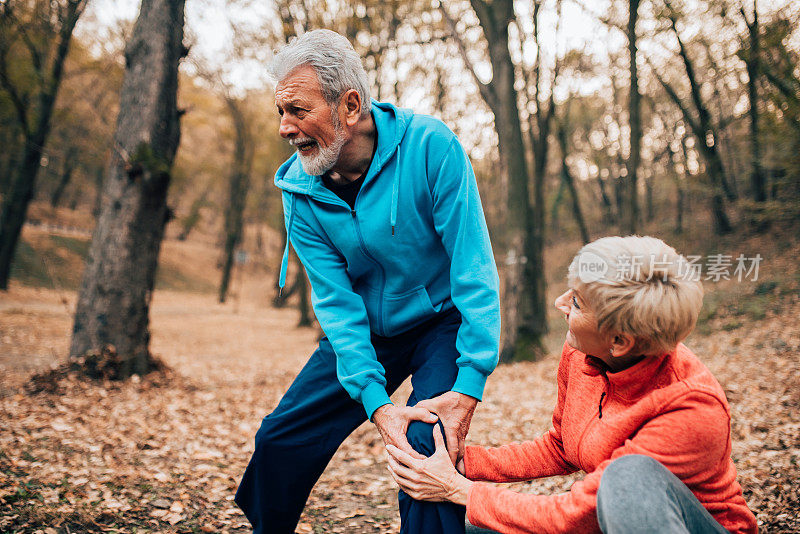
[254,414,294,454]
[253,419,276,455]
[406,420,439,457]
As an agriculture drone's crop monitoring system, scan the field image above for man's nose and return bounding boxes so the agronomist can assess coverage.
[279,115,299,138]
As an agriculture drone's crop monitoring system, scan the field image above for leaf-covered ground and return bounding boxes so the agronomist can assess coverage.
[2,229,799,533]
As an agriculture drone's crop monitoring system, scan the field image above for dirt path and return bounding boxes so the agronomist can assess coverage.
[1,283,799,532]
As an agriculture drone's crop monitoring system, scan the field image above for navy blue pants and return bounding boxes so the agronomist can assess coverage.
[235,307,466,534]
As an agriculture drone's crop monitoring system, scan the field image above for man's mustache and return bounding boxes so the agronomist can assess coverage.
[289,137,315,147]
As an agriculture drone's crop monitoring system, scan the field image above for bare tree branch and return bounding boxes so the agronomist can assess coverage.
[0,38,31,133]
[438,2,497,109]
[573,0,626,34]
[647,58,702,144]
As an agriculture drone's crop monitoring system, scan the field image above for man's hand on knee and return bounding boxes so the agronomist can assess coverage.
[372,404,439,460]
[415,392,478,466]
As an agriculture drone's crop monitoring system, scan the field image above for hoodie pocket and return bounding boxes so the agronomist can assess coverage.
[381,285,442,335]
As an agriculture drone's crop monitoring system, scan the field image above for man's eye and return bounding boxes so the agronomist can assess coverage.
[572,295,580,309]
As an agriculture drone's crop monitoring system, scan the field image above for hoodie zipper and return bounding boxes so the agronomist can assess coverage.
[350,208,387,335]
[287,146,393,336]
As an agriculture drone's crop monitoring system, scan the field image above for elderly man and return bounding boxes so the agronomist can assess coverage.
[235,29,501,534]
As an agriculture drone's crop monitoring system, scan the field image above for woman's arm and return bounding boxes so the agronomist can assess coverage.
[464,343,577,483]
[389,390,730,534]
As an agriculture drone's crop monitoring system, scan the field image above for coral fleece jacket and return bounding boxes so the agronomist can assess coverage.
[464,342,757,534]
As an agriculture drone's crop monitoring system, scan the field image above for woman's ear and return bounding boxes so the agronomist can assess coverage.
[610,333,636,357]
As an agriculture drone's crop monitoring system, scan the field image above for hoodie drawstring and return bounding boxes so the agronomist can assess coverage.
[278,194,297,295]
[390,149,400,236]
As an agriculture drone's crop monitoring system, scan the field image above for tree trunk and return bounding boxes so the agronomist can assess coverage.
[69,0,185,378]
[442,0,544,361]
[0,141,43,289]
[0,134,20,196]
[0,0,84,289]
[92,166,104,218]
[177,187,208,241]
[480,1,544,361]
[744,2,766,202]
[675,184,684,233]
[614,173,625,220]
[219,96,252,303]
[625,0,641,234]
[556,115,589,243]
[596,173,616,225]
[549,177,566,229]
[50,153,76,208]
[644,171,654,222]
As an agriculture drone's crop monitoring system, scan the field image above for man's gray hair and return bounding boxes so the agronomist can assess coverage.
[269,29,371,117]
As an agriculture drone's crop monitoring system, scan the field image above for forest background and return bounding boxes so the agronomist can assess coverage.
[1,0,799,532]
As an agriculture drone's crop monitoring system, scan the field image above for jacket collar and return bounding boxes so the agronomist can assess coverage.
[582,350,675,400]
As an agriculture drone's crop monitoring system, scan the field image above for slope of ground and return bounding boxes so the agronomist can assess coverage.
[1,206,799,532]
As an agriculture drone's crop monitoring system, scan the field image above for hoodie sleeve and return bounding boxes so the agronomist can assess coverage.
[428,136,501,401]
[282,191,392,419]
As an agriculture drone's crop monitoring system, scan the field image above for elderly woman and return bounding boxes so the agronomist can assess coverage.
[387,236,757,533]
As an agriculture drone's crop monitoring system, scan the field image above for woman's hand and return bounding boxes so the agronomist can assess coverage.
[386,425,472,505]
[373,404,439,460]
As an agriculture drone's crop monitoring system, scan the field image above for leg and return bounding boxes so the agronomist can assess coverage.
[235,338,375,533]
[395,309,467,534]
[465,521,499,534]
[596,455,729,534]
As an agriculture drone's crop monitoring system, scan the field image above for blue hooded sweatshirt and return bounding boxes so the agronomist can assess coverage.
[276,101,500,419]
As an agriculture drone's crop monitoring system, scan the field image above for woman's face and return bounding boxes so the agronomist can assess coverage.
[554,288,613,358]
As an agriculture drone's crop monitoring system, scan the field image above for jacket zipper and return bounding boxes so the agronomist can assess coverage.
[598,391,606,419]
[350,208,387,336]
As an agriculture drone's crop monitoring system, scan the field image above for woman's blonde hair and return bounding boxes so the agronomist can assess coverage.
[567,236,704,355]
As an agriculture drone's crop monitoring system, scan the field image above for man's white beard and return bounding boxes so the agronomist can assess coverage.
[296,128,347,176]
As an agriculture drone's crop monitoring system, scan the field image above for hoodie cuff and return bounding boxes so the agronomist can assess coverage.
[362,382,393,421]
[452,366,488,402]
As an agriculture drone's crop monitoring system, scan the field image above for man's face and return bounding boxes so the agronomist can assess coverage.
[275,65,346,176]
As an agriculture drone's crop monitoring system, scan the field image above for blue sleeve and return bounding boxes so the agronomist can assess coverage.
[282,192,392,419]
[429,137,501,400]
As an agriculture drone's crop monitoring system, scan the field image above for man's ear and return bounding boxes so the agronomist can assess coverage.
[610,333,636,358]
[342,89,362,126]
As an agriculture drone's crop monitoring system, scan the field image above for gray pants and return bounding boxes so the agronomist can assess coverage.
[465,454,728,534]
